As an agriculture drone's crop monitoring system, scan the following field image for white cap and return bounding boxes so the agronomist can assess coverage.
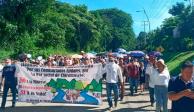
[37,56,43,61]
[158,59,166,66]
[27,54,32,58]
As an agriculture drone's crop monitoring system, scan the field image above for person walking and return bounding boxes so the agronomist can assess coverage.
[146,56,157,106]
[118,58,126,101]
[168,61,194,112]
[104,57,123,111]
[127,59,139,96]
[154,59,170,112]
[139,62,146,94]
[1,59,17,109]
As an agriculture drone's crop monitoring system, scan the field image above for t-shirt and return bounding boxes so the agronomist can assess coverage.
[154,68,170,87]
[168,76,194,112]
[105,62,123,83]
[145,63,156,88]
[2,65,16,83]
[127,63,139,79]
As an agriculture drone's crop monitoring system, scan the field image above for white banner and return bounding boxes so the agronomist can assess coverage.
[16,63,103,105]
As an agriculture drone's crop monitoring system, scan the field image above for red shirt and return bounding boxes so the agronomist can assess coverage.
[127,63,139,78]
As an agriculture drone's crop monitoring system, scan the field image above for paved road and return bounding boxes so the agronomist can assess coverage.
[0,84,171,112]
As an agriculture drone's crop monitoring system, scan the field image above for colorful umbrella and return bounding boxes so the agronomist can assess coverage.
[148,51,162,57]
[129,51,145,57]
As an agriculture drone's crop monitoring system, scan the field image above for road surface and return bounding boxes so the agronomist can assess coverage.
[0,83,171,112]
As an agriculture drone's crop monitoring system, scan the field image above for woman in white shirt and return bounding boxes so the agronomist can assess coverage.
[154,59,170,112]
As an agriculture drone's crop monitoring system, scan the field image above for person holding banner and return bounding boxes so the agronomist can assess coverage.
[104,57,123,111]
[1,59,17,109]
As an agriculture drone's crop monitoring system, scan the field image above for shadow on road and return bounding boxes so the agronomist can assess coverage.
[120,100,150,104]
[0,106,107,112]
[0,105,171,112]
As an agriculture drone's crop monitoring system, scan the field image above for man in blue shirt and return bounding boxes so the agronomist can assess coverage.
[168,61,194,112]
[1,59,17,109]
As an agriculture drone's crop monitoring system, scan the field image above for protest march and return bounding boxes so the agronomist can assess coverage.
[0,0,194,112]
[0,51,193,112]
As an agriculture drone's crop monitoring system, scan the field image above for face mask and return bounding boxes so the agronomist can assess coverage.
[5,63,11,66]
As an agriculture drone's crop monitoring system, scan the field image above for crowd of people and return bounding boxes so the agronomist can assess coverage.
[0,51,193,112]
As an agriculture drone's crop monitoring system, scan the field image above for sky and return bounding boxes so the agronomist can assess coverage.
[61,0,188,35]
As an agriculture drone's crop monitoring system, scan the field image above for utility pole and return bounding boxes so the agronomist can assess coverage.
[136,8,151,32]
[142,21,148,45]
[143,21,147,32]
[143,8,151,32]
[136,8,151,48]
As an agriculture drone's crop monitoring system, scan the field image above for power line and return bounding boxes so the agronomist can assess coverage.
[153,0,173,19]
[152,0,172,19]
[149,0,166,17]
[149,0,164,17]
[148,0,157,17]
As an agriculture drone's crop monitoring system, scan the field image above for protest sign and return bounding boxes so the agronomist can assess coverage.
[16,63,103,105]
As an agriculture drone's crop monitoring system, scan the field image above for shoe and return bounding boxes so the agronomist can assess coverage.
[108,107,113,111]
[12,103,16,108]
[114,102,117,108]
[151,103,154,107]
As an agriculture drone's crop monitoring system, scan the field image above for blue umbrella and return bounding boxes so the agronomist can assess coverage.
[148,51,162,57]
[129,51,145,57]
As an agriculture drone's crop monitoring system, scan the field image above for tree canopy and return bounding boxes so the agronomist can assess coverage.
[143,2,194,52]
[0,0,136,57]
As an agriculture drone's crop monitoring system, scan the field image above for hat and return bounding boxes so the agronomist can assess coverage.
[145,55,149,59]
[81,51,85,54]
[157,59,166,66]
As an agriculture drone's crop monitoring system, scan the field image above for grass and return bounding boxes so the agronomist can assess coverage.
[164,51,194,76]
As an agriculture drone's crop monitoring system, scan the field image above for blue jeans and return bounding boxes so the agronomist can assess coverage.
[155,85,168,112]
[106,83,119,107]
[1,81,17,107]
[129,77,138,95]
[149,87,155,104]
